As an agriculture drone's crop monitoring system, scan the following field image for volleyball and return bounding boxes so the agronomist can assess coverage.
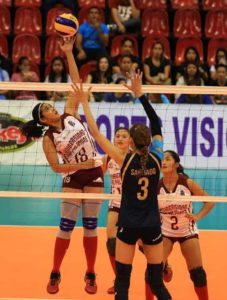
[54,13,79,37]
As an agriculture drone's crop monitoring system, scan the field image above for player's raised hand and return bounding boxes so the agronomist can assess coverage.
[123,69,143,98]
[71,80,92,103]
[59,35,76,53]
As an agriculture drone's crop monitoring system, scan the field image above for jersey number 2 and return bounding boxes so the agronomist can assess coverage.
[170,216,179,230]
[137,177,149,201]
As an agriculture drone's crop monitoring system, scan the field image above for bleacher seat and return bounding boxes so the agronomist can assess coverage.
[45,34,65,64]
[141,9,169,37]
[203,0,227,10]
[78,7,105,24]
[0,0,11,6]
[207,39,227,65]
[46,7,72,36]
[14,0,42,7]
[12,34,41,64]
[0,5,11,35]
[111,35,139,57]
[14,7,42,35]
[205,10,227,38]
[171,0,199,9]
[79,61,97,82]
[136,0,167,9]
[0,34,8,57]
[142,37,170,61]
[175,38,204,65]
[174,9,201,38]
[78,0,105,8]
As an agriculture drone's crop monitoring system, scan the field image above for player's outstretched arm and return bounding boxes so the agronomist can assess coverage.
[124,70,163,159]
[60,36,80,116]
[60,36,79,82]
[124,70,162,141]
[72,81,125,167]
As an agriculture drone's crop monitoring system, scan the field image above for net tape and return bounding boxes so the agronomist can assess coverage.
[0,82,226,95]
[0,191,226,203]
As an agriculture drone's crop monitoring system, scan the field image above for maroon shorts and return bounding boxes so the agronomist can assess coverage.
[108,206,120,213]
[62,167,104,189]
[163,234,199,244]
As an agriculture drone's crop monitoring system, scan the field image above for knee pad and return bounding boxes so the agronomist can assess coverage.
[114,261,132,298]
[60,217,76,232]
[83,217,98,237]
[146,263,172,300]
[82,217,98,230]
[190,267,207,287]
[106,238,116,257]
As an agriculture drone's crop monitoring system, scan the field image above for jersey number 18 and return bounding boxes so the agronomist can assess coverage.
[75,147,88,163]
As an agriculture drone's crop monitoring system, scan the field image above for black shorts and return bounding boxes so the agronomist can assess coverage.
[117,226,163,245]
[62,167,104,189]
[163,234,199,244]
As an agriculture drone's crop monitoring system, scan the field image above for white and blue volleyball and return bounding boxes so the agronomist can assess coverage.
[54,13,79,37]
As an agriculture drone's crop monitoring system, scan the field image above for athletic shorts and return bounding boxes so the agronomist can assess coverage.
[163,233,199,244]
[108,198,121,213]
[117,226,163,245]
[62,166,104,189]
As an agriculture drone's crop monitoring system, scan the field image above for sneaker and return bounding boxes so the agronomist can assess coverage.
[84,272,97,294]
[163,263,173,282]
[46,272,61,294]
[107,285,115,294]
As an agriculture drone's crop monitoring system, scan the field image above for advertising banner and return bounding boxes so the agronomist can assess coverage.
[0,101,226,169]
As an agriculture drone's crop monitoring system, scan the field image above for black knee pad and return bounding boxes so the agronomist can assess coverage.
[146,264,172,300]
[190,267,207,287]
[114,261,132,300]
[106,237,116,257]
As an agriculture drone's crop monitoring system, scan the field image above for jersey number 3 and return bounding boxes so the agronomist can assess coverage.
[137,177,149,201]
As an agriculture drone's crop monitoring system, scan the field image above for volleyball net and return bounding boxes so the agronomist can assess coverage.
[0,82,226,212]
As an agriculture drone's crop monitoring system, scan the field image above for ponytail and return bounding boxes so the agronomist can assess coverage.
[130,123,150,175]
[139,145,149,172]
[21,120,45,139]
[21,102,46,139]
[177,163,189,178]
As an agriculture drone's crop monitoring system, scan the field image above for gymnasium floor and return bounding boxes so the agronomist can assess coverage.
[0,227,226,300]
[0,168,226,300]
[0,199,227,300]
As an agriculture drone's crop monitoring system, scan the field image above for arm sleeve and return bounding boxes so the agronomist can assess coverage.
[138,94,162,137]
[149,139,164,160]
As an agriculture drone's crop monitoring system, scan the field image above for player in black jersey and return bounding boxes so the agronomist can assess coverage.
[73,70,172,300]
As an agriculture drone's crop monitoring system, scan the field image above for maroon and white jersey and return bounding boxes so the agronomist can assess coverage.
[158,174,198,237]
[44,113,97,177]
[107,156,122,195]
[107,156,122,209]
